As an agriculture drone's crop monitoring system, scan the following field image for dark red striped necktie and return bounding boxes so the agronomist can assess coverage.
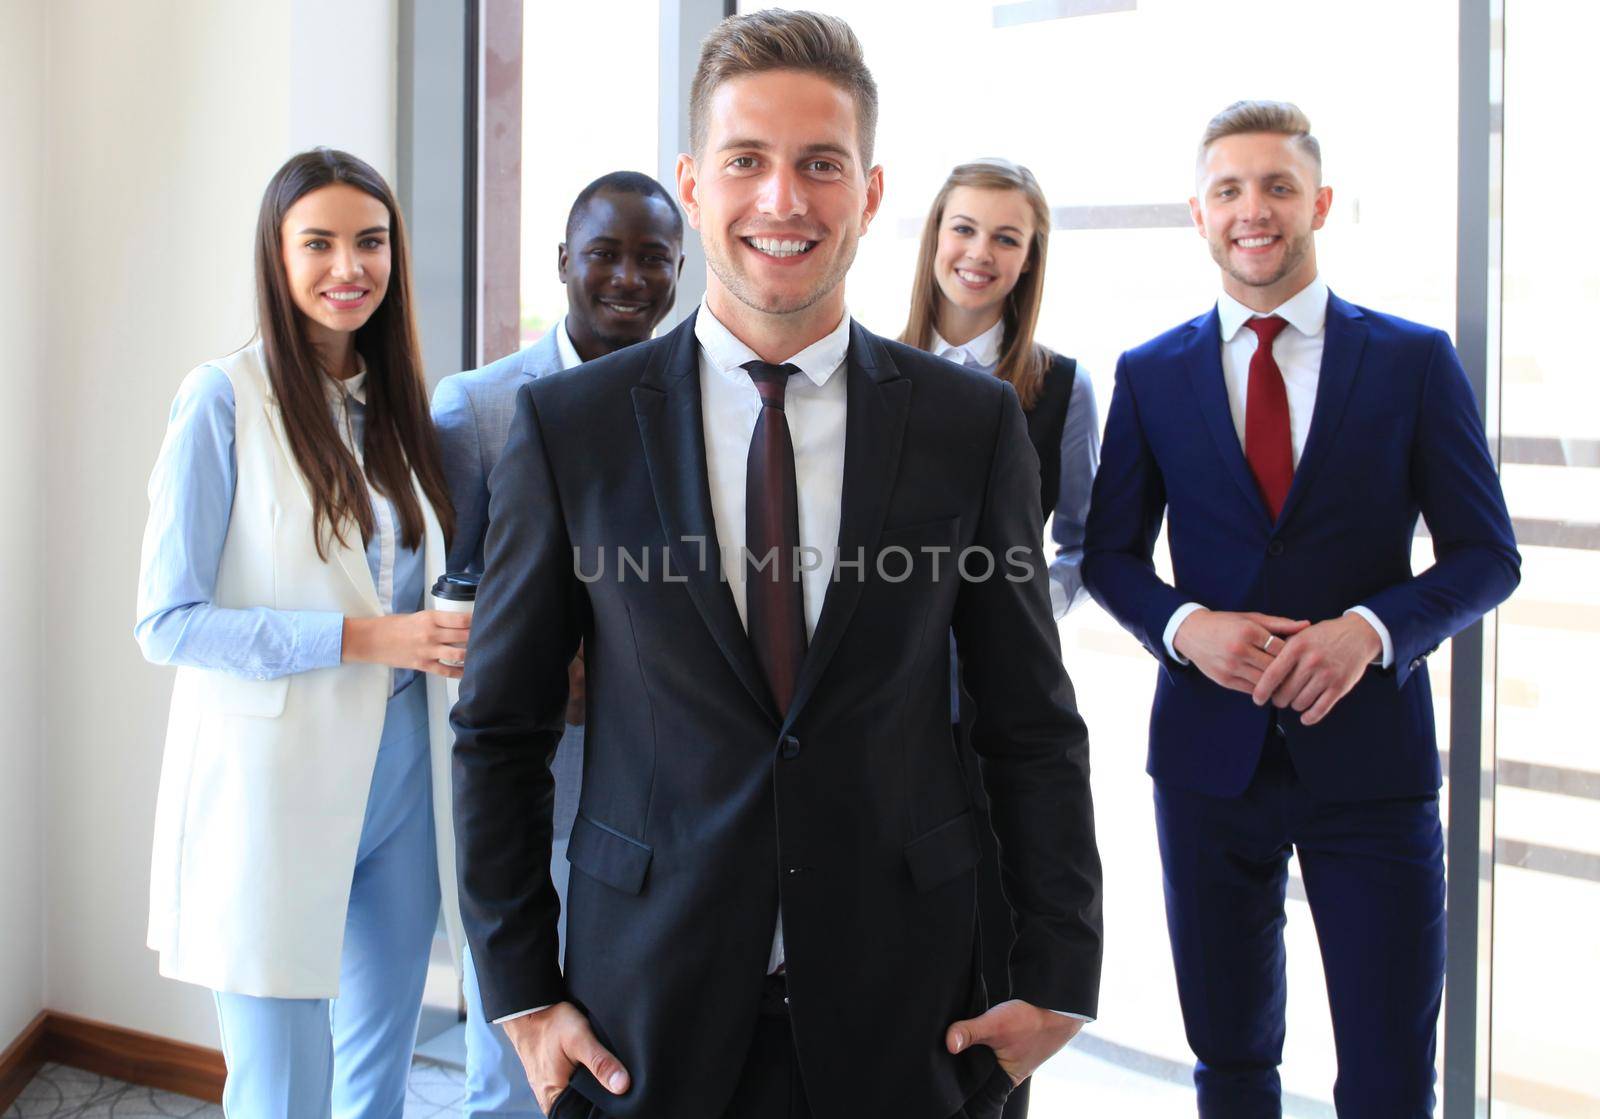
[1243,315,1294,519]
[742,360,807,715]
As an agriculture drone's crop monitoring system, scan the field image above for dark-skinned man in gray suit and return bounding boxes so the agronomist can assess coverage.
[432,170,683,1119]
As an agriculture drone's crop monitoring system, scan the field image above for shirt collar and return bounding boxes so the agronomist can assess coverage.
[694,300,851,389]
[324,355,368,405]
[1217,274,1329,342]
[931,317,1006,368]
[553,316,584,372]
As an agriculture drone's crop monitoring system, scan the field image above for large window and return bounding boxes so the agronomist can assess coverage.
[463,2,1596,1112]
[736,1,1460,1111]
[518,0,660,348]
[1491,4,1600,1114]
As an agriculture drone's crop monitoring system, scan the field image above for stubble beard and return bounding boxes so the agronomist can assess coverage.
[705,227,858,317]
[1213,227,1312,292]
[593,324,653,353]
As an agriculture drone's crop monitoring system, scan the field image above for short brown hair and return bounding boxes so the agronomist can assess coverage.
[1199,100,1322,178]
[689,9,879,167]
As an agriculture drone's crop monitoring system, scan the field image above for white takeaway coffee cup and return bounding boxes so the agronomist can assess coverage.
[431,573,479,667]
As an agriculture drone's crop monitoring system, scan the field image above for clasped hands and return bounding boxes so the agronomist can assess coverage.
[504,997,1083,1112]
[1173,608,1383,725]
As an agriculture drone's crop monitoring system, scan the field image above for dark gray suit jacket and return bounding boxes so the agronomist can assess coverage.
[451,314,1102,1119]
[433,327,583,894]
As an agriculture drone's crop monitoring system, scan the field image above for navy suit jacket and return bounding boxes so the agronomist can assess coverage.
[1083,292,1519,801]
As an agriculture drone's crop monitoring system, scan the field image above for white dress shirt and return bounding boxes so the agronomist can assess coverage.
[930,318,1006,370]
[697,303,850,645]
[696,302,850,974]
[1162,276,1393,667]
[553,316,583,371]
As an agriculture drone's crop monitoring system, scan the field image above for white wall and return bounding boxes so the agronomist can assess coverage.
[0,0,47,1048]
[36,0,396,1047]
[290,0,399,181]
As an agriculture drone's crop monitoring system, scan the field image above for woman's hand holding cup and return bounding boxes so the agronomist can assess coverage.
[342,611,472,679]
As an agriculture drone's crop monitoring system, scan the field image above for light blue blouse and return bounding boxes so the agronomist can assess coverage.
[135,363,425,693]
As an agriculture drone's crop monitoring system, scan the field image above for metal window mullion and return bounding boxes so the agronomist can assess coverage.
[1443,1,1501,1115]
[658,0,731,327]
[396,0,471,391]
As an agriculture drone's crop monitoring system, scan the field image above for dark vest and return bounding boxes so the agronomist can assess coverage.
[1025,353,1077,516]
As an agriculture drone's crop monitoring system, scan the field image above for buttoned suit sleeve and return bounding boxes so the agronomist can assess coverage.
[1081,353,1192,670]
[1355,330,1520,686]
[951,382,1103,1019]
[450,384,583,1019]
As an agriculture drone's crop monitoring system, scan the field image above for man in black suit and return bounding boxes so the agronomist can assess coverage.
[450,11,1101,1118]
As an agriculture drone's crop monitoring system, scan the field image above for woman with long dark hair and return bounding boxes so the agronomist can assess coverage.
[137,148,464,1117]
[901,159,1101,1119]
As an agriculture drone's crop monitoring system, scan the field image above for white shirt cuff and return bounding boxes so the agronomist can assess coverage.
[1048,576,1070,621]
[1344,606,1394,669]
[1163,603,1206,664]
[1049,1009,1095,1022]
[492,1005,551,1025]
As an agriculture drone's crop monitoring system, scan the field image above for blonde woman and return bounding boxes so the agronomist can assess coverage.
[901,159,1101,1119]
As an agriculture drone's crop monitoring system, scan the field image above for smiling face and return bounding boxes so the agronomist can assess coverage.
[933,185,1034,336]
[279,183,392,350]
[677,68,883,348]
[1190,131,1332,310]
[558,190,684,359]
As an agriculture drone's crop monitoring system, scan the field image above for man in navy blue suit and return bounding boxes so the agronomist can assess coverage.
[1084,100,1519,1117]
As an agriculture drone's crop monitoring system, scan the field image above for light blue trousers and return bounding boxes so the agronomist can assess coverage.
[213,683,439,1119]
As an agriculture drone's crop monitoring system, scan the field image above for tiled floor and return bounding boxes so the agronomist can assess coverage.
[2,1059,466,1118]
[5,1045,1330,1117]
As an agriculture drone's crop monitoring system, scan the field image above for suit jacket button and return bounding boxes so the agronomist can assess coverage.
[1267,540,1286,557]
[781,735,801,759]
[1274,722,1287,739]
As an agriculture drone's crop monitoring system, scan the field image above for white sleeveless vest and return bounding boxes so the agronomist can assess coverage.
[146,343,465,998]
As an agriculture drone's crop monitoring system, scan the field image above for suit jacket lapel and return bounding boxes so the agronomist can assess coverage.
[632,313,779,723]
[521,329,564,380]
[783,324,912,731]
[1183,309,1272,526]
[1274,292,1367,528]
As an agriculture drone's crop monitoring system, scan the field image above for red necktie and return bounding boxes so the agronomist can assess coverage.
[742,360,807,714]
[1243,315,1294,519]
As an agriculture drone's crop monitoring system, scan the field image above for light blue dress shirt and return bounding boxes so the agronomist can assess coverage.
[135,363,425,693]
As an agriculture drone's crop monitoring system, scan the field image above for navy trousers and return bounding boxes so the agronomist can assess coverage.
[1153,731,1445,1118]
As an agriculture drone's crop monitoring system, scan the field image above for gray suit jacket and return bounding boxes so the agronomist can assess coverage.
[434,328,566,573]
[433,327,584,849]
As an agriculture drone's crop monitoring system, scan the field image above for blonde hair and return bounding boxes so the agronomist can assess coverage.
[1198,100,1322,178]
[689,9,879,166]
[899,159,1053,410]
